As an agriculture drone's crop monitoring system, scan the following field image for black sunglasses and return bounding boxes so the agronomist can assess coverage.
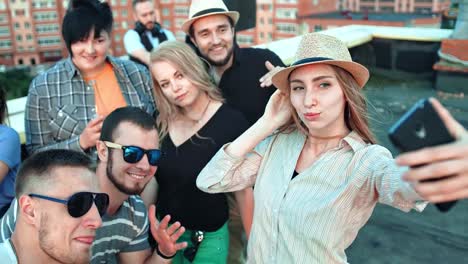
[104,141,162,166]
[183,230,204,262]
[29,192,109,218]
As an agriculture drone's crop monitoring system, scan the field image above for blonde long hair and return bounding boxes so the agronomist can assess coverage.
[150,41,224,141]
[280,65,376,144]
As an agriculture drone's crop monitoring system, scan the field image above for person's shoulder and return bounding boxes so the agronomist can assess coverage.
[111,57,149,74]
[0,239,17,262]
[162,28,175,39]
[218,104,248,122]
[30,59,69,86]
[240,46,280,59]
[215,104,250,132]
[124,29,138,38]
[0,125,20,142]
[238,46,284,67]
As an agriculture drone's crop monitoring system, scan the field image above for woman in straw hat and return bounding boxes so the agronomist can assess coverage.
[196,33,468,263]
[144,40,253,263]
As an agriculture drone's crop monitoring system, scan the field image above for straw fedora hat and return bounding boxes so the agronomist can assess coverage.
[272,33,370,92]
[182,0,239,35]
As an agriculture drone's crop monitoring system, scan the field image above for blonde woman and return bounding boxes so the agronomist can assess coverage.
[195,33,440,263]
[144,41,253,264]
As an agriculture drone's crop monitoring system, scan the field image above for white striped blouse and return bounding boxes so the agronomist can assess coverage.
[197,130,426,264]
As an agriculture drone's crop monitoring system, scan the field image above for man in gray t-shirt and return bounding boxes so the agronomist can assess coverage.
[0,107,187,263]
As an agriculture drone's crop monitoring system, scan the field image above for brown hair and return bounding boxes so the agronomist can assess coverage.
[150,41,224,141]
[280,65,376,144]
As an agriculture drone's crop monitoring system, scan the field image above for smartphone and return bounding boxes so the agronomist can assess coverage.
[388,98,456,212]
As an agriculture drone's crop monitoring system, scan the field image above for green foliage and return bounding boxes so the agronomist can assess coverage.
[0,68,33,100]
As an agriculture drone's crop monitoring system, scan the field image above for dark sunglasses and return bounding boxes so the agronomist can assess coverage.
[104,141,162,166]
[183,230,204,262]
[29,192,109,218]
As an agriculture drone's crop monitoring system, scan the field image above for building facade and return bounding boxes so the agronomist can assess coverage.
[340,0,451,13]
[0,0,452,67]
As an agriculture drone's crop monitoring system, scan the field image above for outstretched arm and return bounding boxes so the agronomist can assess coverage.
[397,98,468,203]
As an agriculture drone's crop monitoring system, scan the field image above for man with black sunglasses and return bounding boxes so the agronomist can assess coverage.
[0,149,106,263]
[0,107,187,263]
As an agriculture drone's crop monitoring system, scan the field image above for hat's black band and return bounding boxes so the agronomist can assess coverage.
[291,57,332,66]
[193,8,228,18]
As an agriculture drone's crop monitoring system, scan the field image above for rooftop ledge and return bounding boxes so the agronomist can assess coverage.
[258,25,453,63]
[6,25,454,142]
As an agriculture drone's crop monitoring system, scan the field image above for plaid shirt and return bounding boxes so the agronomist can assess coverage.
[25,56,156,156]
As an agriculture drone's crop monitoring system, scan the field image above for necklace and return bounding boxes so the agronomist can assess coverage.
[185,98,211,123]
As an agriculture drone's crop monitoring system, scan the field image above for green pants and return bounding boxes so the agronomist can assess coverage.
[172,222,229,264]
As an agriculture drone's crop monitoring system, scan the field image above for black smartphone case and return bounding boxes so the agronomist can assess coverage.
[388,99,456,212]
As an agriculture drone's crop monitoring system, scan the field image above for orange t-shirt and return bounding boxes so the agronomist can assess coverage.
[84,62,127,117]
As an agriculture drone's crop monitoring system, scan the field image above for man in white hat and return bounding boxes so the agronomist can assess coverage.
[182,0,285,126]
[181,1,284,263]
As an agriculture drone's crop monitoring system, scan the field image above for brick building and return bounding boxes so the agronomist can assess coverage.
[339,0,451,13]
[0,0,453,67]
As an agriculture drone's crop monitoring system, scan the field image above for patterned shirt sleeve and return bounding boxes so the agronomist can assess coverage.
[0,199,17,243]
[25,73,85,155]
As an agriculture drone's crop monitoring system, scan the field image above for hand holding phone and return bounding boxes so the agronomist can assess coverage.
[388,98,457,212]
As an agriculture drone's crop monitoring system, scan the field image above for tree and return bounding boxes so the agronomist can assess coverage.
[0,69,33,100]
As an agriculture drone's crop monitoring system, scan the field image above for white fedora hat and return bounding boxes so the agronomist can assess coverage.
[272,33,370,92]
[182,0,240,35]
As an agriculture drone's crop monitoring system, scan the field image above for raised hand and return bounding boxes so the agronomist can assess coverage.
[259,61,284,88]
[397,98,468,203]
[148,205,187,257]
[262,89,292,130]
[79,115,105,150]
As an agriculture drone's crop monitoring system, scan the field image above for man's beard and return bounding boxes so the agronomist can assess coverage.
[106,154,146,195]
[39,213,89,264]
[203,45,234,67]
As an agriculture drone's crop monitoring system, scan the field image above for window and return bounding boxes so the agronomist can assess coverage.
[237,34,253,45]
[0,40,12,48]
[275,8,297,19]
[33,12,58,21]
[276,0,297,4]
[162,8,170,16]
[37,36,61,46]
[114,34,121,41]
[35,24,59,33]
[121,10,127,17]
[276,23,297,34]
[0,14,7,23]
[16,35,22,41]
[0,0,6,10]
[0,26,9,36]
[122,21,128,29]
[174,6,188,16]
[26,34,32,40]
[120,0,127,5]
[175,18,184,27]
[14,22,20,29]
[25,22,30,29]
[163,20,170,28]
[15,9,25,16]
[31,58,36,65]
[32,0,56,8]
